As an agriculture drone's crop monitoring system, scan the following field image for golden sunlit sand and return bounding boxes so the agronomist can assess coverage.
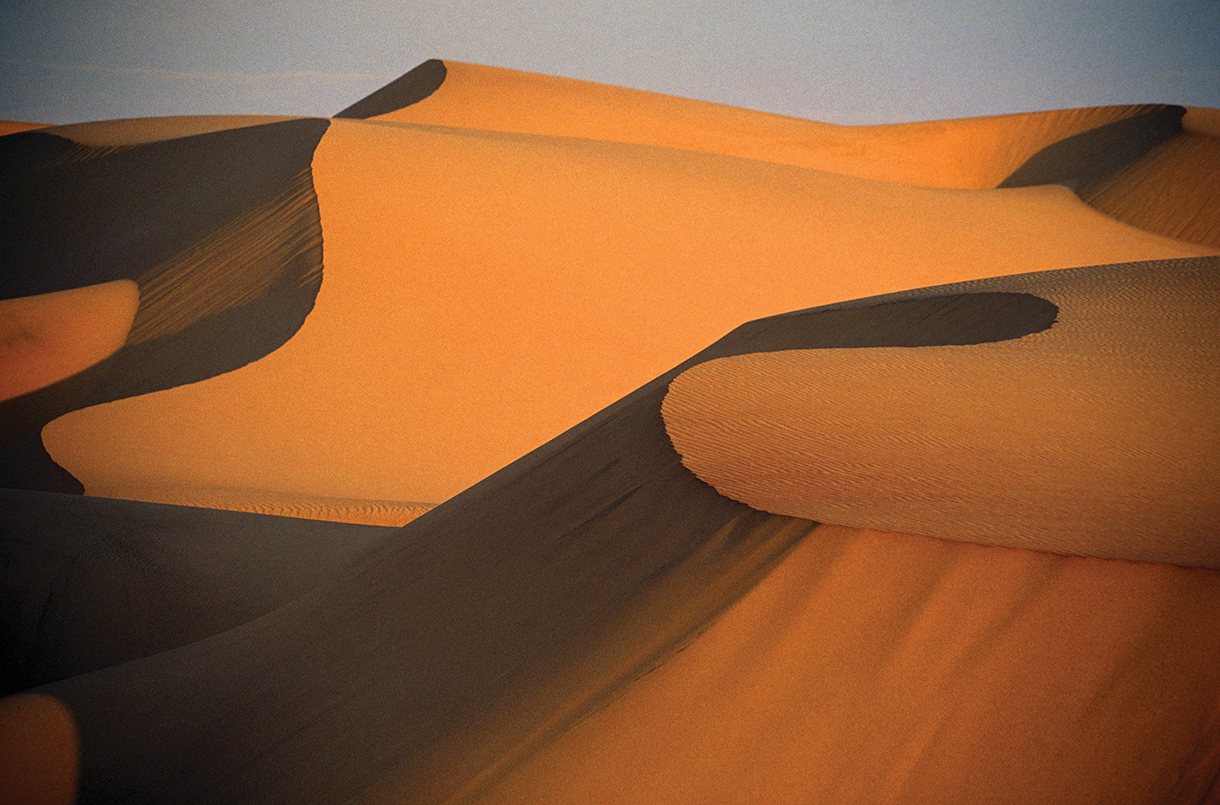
[1,59,1218,804]
[0,280,139,403]
[39,127,1213,510]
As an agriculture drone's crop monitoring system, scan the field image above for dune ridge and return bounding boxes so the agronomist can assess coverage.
[103,486,435,526]
[663,257,1220,567]
[33,119,1213,514]
[360,60,1171,189]
[29,257,1220,804]
[2,61,1218,803]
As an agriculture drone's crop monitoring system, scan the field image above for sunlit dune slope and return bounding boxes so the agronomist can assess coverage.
[0,120,46,136]
[344,59,1178,190]
[33,256,1220,805]
[34,118,1213,510]
[0,280,138,402]
[664,258,1220,567]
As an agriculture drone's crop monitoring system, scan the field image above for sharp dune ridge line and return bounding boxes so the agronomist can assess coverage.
[0,59,1218,804]
[662,259,1220,567]
[366,60,1170,189]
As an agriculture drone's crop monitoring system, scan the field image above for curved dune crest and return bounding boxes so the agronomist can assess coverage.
[663,258,1220,567]
[366,60,1174,189]
[335,58,447,119]
[33,256,1220,804]
[2,62,1219,803]
[0,280,139,402]
[37,125,1211,510]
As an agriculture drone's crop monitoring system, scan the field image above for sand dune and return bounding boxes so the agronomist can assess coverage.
[0,280,139,403]
[1,61,1218,804]
[29,256,1220,804]
[353,60,1178,190]
[0,120,45,136]
[663,258,1220,566]
[0,488,397,693]
[32,120,1216,510]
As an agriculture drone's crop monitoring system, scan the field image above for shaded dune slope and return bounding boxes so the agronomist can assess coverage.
[34,257,1220,804]
[0,489,397,695]
[334,59,447,119]
[1082,118,1220,248]
[0,118,329,491]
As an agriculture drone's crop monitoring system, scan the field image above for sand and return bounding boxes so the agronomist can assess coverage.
[2,61,1219,804]
[0,694,77,805]
[38,121,1213,511]
[365,61,1177,189]
[471,525,1220,805]
[26,254,1219,805]
[0,120,46,136]
[0,280,139,402]
[663,259,1220,567]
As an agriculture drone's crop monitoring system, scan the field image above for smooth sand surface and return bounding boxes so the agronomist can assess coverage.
[471,526,1220,805]
[39,120,1213,509]
[364,61,1168,189]
[663,259,1220,567]
[0,120,46,136]
[0,280,139,402]
[47,115,303,147]
[0,693,77,805]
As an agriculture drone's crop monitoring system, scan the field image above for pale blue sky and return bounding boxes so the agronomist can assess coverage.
[1,1,1218,125]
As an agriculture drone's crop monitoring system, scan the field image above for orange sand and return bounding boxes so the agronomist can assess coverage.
[663,261,1220,567]
[0,694,78,805]
[41,120,1212,509]
[467,526,1220,804]
[8,65,1220,804]
[0,280,140,402]
[0,120,46,136]
[370,61,1163,188]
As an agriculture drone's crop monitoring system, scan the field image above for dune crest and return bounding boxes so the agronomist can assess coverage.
[663,258,1220,567]
[0,280,139,402]
[103,486,434,526]
[362,60,1172,189]
[38,122,1211,511]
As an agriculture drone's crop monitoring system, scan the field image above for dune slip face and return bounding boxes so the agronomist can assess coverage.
[0,117,329,491]
[26,112,1214,516]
